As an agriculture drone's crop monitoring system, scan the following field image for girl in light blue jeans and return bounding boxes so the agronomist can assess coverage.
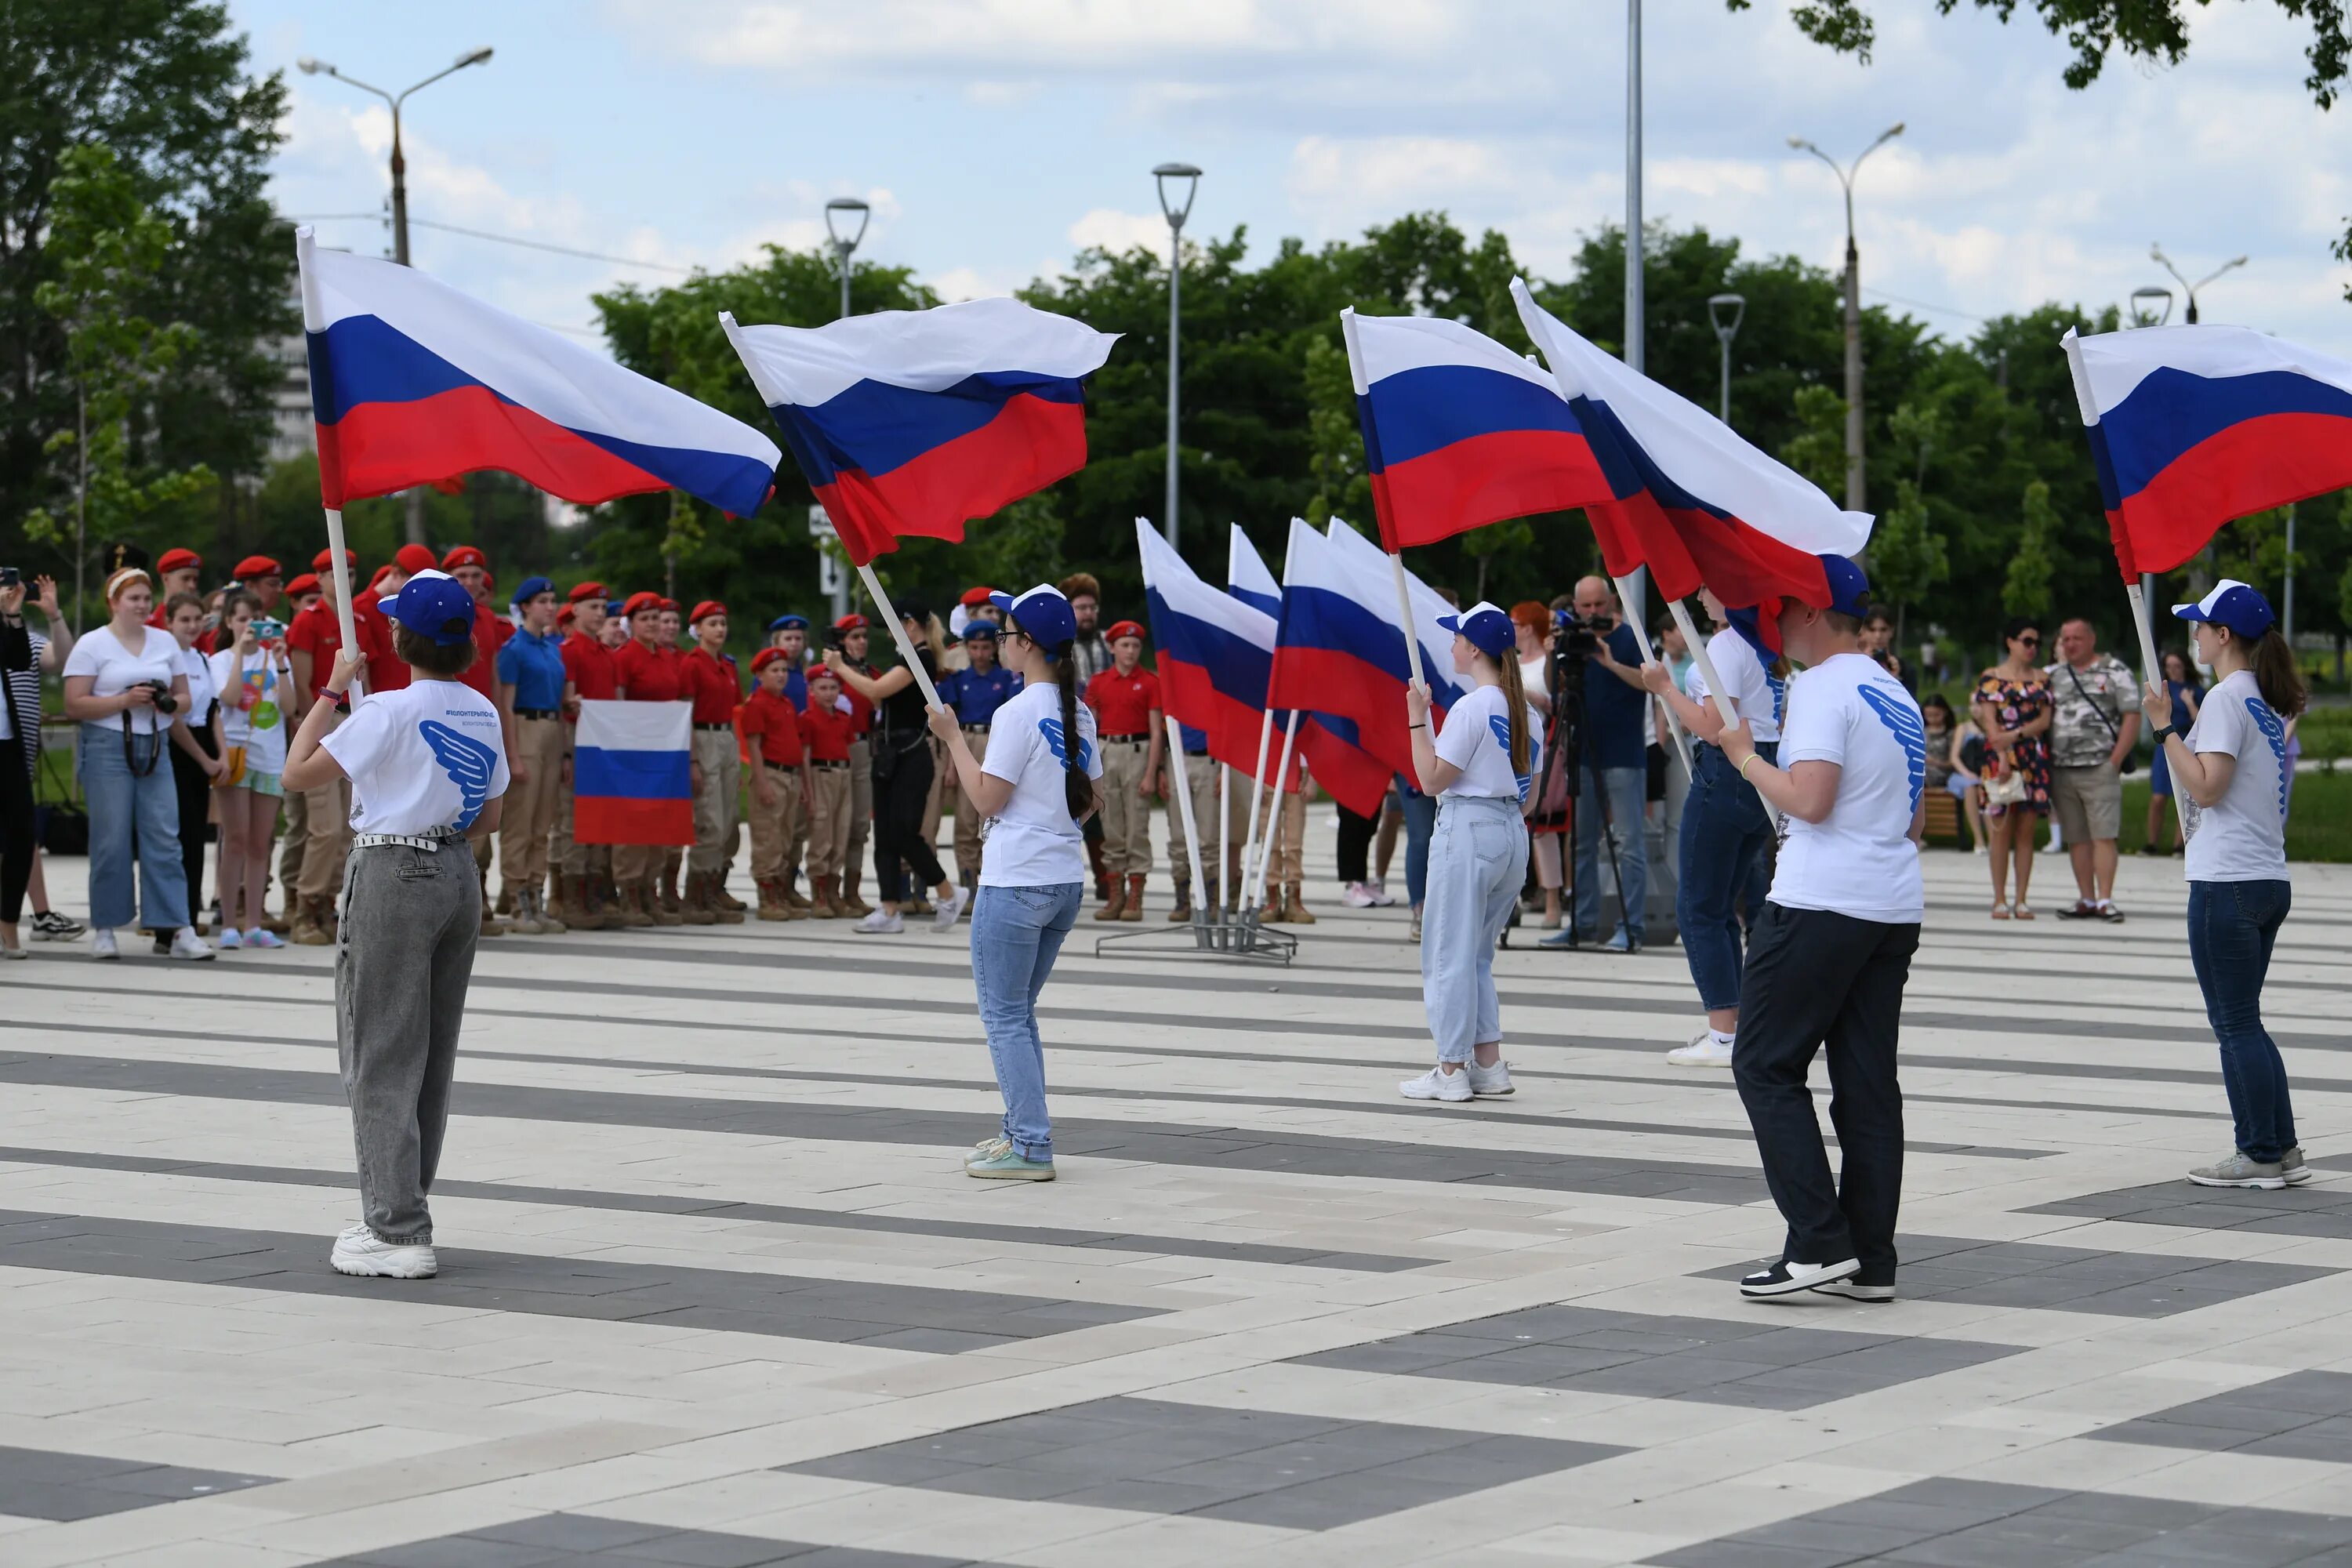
[928,585,1103,1180]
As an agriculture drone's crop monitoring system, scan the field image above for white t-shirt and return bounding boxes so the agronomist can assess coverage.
[62,625,180,735]
[322,678,510,837]
[978,681,1104,887]
[1768,653,1926,924]
[2180,669,2289,884]
[1435,681,1541,802]
[1688,630,1783,743]
[176,644,216,729]
[209,645,292,773]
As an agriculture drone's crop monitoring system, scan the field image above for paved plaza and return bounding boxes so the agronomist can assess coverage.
[2,837,2349,1566]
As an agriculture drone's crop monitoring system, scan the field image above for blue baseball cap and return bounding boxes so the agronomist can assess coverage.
[962,620,998,642]
[1819,554,1871,619]
[768,613,809,633]
[2174,579,2275,639]
[388,569,477,646]
[990,584,1076,653]
[509,574,554,606]
[605,599,626,619]
[1438,600,1515,657]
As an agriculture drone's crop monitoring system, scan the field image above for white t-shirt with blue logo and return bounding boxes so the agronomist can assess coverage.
[1434,681,1541,803]
[1688,629,1783,742]
[2180,668,2289,884]
[978,680,1104,888]
[323,677,511,837]
[1769,652,1926,924]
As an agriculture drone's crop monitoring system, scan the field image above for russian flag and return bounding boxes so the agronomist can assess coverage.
[1228,522,1283,619]
[723,300,1118,567]
[1511,279,1871,610]
[295,230,780,516]
[2064,325,2352,580]
[572,699,695,846]
[1225,524,1396,815]
[1341,307,1615,554]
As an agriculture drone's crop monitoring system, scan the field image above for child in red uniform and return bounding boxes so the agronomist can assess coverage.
[1083,621,1163,921]
[800,667,857,917]
[608,591,684,924]
[741,648,811,920]
[681,601,743,924]
[551,582,618,927]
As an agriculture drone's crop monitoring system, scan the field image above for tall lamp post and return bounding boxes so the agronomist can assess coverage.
[2128,285,2174,328]
[1154,162,1201,550]
[825,198,869,321]
[299,47,494,545]
[1706,292,1745,426]
[1788,122,1903,512]
[2150,245,2246,325]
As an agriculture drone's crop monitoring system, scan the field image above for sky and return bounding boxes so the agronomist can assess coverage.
[238,0,2352,356]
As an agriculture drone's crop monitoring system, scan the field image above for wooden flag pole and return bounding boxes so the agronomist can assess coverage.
[2063,328,2165,693]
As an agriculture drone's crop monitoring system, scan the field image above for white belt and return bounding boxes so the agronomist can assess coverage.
[353,829,466,852]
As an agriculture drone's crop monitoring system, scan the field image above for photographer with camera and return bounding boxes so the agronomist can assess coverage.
[1536,576,1652,953]
[61,568,212,960]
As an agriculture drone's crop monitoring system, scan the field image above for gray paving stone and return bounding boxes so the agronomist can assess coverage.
[311,1518,999,1566]
[0,1444,275,1521]
[2092,1372,2352,1457]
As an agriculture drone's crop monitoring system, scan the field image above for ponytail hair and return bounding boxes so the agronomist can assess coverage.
[2246,626,2308,718]
[1493,652,1531,776]
[1011,612,1093,822]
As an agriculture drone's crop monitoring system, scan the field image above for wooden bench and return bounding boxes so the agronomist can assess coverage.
[1925,787,1962,846]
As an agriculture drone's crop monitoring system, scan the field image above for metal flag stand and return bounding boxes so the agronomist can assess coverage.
[1094,714,1295,964]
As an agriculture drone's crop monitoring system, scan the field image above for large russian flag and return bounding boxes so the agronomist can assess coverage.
[572,699,695,846]
[1511,279,1870,611]
[1226,523,1396,815]
[294,230,780,516]
[1341,307,1615,554]
[1138,520,1281,775]
[723,300,1119,566]
[2064,325,2352,580]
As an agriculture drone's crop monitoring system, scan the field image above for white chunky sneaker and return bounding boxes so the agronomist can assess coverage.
[1667,1032,1736,1067]
[169,927,216,961]
[853,909,905,935]
[329,1223,438,1279]
[1465,1059,1515,1098]
[1399,1065,1473,1103]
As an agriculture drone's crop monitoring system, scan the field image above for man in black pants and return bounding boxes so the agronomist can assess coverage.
[1711,556,1926,1301]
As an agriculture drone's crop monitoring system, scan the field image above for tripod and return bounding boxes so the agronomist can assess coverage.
[1530,646,1632,953]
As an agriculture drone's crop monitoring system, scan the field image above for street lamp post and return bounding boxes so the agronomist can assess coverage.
[1154,162,1201,550]
[1788,122,1903,513]
[2150,245,2248,325]
[1706,292,1745,426]
[299,47,494,544]
[1625,0,1643,376]
[2128,286,2175,328]
[824,198,870,322]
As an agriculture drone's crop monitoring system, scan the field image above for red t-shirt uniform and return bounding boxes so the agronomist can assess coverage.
[285,601,388,702]
[562,633,617,713]
[683,648,741,725]
[1085,666,1163,738]
[456,602,506,701]
[614,640,683,703]
[739,689,805,767]
[800,699,855,762]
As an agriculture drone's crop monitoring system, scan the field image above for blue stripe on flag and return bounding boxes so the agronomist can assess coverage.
[771,370,1091,487]
[1359,363,1584,470]
[574,745,692,801]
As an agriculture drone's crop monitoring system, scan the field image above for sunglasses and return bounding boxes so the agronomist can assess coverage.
[2015,634,2040,646]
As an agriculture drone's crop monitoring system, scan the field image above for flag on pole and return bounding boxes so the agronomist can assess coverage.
[1511,278,1871,610]
[1227,522,1283,618]
[1138,519,1283,774]
[2063,324,2352,579]
[1326,517,1479,691]
[295,229,779,515]
[722,299,1119,566]
[572,699,695,845]
[1340,307,1614,551]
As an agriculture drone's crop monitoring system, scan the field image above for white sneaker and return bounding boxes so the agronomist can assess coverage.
[932,886,969,933]
[1667,1033,1736,1067]
[1465,1059,1515,1098]
[169,927,215,961]
[853,909,904,935]
[1409,909,1422,943]
[1342,881,1376,909]
[92,929,118,960]
[1399,1065,1474,1102]
[1366,880,1396,908]
[329,1223,437,1279]
[216,927,243,950]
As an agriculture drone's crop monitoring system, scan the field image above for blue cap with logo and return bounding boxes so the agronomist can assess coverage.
[1819,554,1871,619]
[2173,579,2276,639]
[389,569,477,646]
[1437,600,1515,658]
[963,620,998,643]
[509,574,554,607]
[768,613,809,633]
[989,584,1076,654]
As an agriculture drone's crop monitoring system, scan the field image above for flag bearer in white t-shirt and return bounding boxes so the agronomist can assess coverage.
[1711,557,1925,1301]
[282,571,510,1280]
[1399,602,1541,1104]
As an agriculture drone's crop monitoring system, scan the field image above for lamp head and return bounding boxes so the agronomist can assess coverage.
[1153,162,1202,228]
[824,197,871,252]
[1786,135,1807,150]
[296,56,325,74]
[2129,286,2174,327]
[456,46,494,67]
[1707,292,1747,339]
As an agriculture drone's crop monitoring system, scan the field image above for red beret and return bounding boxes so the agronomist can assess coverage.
[368,563,394,589]
[622,590,663,619]
[658,597,681,614]
[1105,620,1146,642]
[286,573,321,597]
[689,600,727,624]
[394,543,441,575]
[958,586,999,608]
[312,546,356,572]
[751,647,789,673]
[557,604,576,626]
[833,612,867,630]
[231,556,281,580]
[567,580,607,604]
[157,548,201,575]
[441,545,488,572]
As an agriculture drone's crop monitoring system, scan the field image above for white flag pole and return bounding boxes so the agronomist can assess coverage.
[1666,599,1741,731]
[2063,328,2163,691]
[1165,715,1207,925]
[1238,708,1276,911]
[296,227,364,684]
[1251,708,1302,906]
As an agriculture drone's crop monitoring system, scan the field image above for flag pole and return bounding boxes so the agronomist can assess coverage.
[1238,707,1276,913]
[1250,708,1302,908]
[1664,599,1741,731]
[2063,328,2163,691]
[296,227,365,684]
[1165,715,1208,931]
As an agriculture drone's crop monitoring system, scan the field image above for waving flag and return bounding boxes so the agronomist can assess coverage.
[1139,520,1283,773]
[295,230,779,516]
[572,699,694,845]
[1511,279,1870,609]
[2063,324,2352,579]
[723,299,1118,566]
[1228,523,1283,618]
[1326,518,1480,694]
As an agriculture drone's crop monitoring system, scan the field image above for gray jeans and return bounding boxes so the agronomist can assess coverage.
[336,840,481,1245]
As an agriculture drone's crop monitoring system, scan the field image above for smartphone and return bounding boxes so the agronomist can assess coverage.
[0,568,20,590]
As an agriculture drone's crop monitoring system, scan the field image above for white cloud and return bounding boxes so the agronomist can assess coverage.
[1068,207,1170,255]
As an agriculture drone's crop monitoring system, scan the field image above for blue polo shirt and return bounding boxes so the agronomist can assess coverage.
[495,627,568,713]
[1583,622,1649,771]
[938,663,1020,726]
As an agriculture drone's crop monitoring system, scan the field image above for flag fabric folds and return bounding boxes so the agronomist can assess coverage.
[295,229,780,516]
[2063,324,2352,580]
[724,299,1119,566]
[1510,279,1871,609]
[1138,520,1287,779]
[1222,523,1396,814]
[1227,522,1283,619]
[572,699,695,845]
[1341,307,1614,554]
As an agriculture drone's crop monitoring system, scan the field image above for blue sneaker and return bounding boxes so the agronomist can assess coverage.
[1537,929,1580,950]
[1602,928,1639,953]
[967,1144,1054,1181]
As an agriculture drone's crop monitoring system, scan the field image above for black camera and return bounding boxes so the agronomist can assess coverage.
[0,567,20,591]
[144,680,178,715]
[1551,608,1603,660]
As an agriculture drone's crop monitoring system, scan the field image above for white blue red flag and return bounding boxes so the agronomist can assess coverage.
[2064,324,2352,579]
[1224,524,1395,815]
[1228,523,1283,619]
[1340,307,1614,552]
[1511,278,1871,612]
[572,699,695,846]
[1138,521,1282,774]
[723,299,1118,566]
[295,229,779,516]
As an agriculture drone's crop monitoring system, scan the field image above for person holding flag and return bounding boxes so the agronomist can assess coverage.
[823,604,968,935]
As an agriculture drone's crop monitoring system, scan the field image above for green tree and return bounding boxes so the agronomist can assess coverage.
[2005,480,2059,619]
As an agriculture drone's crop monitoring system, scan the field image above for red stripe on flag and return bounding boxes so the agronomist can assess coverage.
[1370,428,1613,552]
[2116,409,2352,577]
[818,394,1087,567]
[573,795,697,846]
[1269,644,1414,779]
[314,387,670,510]
[1297,722,1394,817]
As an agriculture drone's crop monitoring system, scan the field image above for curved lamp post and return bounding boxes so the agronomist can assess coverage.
[2150,245,2246,325]
[1154,162,1201,550]
[1706,292,1746,426]
[1788,122,1903,511]
[825,198,871,321]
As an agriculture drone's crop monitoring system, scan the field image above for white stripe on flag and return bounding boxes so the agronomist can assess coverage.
[576,699,691,754]
[730,299,1120,407]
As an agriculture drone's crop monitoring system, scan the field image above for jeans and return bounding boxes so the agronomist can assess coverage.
[1421,796,1529,1061]
[78,721,189,932]
[1734,903,1919,1276]
[337,839,480,1245]
[2187,879,2296,1163]
[873,735,947,903]
[1396,781,1436,906]
[1677,742,1777,1011]
[971,881,1082,1160]
[1572,762,1647,942]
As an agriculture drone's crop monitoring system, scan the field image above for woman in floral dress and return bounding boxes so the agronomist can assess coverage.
[1972,618,2053,919]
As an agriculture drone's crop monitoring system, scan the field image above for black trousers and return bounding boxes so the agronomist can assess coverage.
[169,729,217,922]
[0,757,31,924]
[1335,801,1378,884]
[872,735,946,903]
[1733,902,1919,1276]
